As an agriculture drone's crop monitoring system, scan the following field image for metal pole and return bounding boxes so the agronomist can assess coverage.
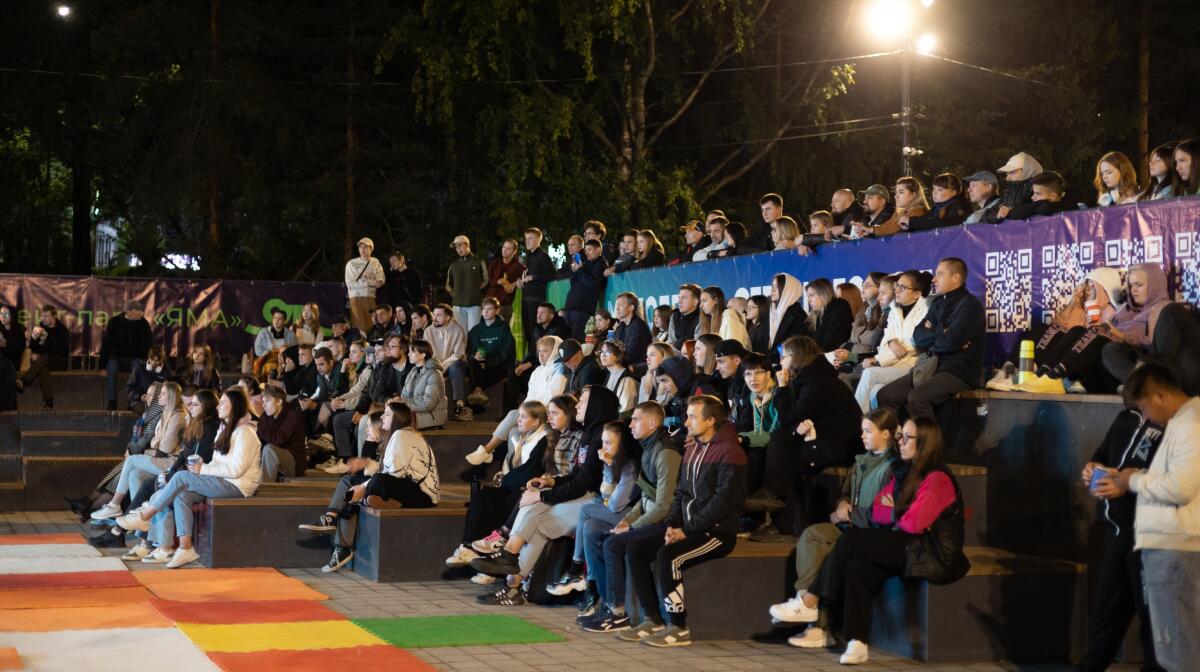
[901,45,912,176]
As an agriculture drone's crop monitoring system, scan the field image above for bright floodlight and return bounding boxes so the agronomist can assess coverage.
[916,33,937,54]
[56,4,71,17]
[920,0,935,7]
[863,0,914,41]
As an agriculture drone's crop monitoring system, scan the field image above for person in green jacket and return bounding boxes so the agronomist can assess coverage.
[446,234,488,334]
[459,298,516,420]
[767,407,899,649]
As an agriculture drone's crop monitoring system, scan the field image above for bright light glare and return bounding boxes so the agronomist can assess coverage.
[921,0,935,7]
[916,33,937,54]
[863,0,914,42]
[56,4,72,17]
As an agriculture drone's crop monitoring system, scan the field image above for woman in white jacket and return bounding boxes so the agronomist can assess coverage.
[114,388,262,568]
[466,336,566,466]
[699,285,751,349]
[854,271,931,412]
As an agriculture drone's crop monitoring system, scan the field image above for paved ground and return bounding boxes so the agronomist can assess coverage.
[1,510,1132,672]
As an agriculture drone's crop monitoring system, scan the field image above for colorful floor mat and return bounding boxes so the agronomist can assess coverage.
[207,645,437,672]
[0,544,100,558]
[354,614,565,648]
[0,570,138,591]
[0,627,218,672]
[0,533,85,546]
[151,598,343,625]
[0,586,152,609]
[179,619,385,653]
[0,556,126,575]
[0,648,19,671]
[133,567,329,602]
[0,603,171,632]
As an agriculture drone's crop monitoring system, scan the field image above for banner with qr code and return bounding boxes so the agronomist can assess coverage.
[577,196,1200,361]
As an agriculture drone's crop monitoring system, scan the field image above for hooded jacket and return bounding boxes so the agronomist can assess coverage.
[540,385,619,505]
[876,296,930,368]
[907,194,973,232]
[782,356,863,470]
[467,316,515,369]
[527,336,567,403]
[665,421,748,535]
[566,354,606,395]
[257,402,307,474]
[1111,263,1170,348]
[656,355,697,431]
[1091,408,1164,536]
[1130,397,1200,552]
[769,274,808,360]
[622,427,683,528]
[402,357,449,429]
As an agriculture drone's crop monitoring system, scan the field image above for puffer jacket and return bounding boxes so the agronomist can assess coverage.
[901,466,970,585]
[401,358,448,429]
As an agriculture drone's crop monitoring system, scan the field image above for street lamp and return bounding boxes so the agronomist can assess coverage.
[862,0,936,174]
[56,4,72,18]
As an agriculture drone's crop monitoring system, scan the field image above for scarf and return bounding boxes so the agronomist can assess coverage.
[1111,263,1170,347]
[769,273,803,344]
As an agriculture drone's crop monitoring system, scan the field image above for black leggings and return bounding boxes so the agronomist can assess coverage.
[810,527,912,644]
[462,484,520,544]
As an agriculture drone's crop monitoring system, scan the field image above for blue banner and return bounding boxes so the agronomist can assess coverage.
[547,197,1200,360]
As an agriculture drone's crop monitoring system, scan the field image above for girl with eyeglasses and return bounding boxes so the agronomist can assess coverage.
[854,270,931,413]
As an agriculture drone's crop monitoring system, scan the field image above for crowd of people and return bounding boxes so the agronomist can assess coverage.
[2,143,1199,668]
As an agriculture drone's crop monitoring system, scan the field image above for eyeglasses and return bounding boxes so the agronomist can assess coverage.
[899,433,917,444]
[896,283,915,292]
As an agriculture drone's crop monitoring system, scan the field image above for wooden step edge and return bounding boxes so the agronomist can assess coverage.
[964,547,1085,576]
[20,430,119,438]
[209,497,330,507]
[1,410,135,418]
[23,456,124,464]
[365,505,467,518]
[0,482,24,490]
[959,389,1123,404]
[821,463,987,478]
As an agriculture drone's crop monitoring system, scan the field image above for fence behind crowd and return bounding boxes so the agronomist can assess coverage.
[0,275,345,359]
[552,196,1200,360]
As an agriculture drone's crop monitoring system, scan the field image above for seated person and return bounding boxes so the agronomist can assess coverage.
[1101,263,1172,384]
[16,306,70,410]
[1023,267,1124,390]
[400,339,449,429]
[904,173,972,232]
[560,338,605,395]
[621,395,747,647]
[805,279,854,353]
[114,388,262,569]
[768,409,899,648]
[854,271,930,412]
[654,354,697,441]
[731,353,789,496]
[125,346,168,416]
[90,382,187,521]
[279,344,317,400]
[769,273,808,362]
[467,336,566,466]
[253,306,297,380]
[298,346,348,436]
[236,376,264,418]
[876,258,985,420]
[638,342,677,404]
[597,339,638,417]
[178,343,222,392]
[1001,171,1073,221]
[548,421,641,607]
[298,400,439,573]
[832,273,888,370]
[570,402,682,628]
[448,298,515,421]
[507,303,570,406]
[691,334,722,396]
[708,339,749,407]
[793,416,970,665]
[469,386,619,605]
[257,385,307,482]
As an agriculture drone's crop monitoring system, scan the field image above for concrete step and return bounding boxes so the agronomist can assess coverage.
[16,371,113,412]
[0,454,20,482]
[19,430,122,457]
[21,455,123,509]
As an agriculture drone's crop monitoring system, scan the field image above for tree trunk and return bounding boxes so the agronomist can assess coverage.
[1137,0,1150,184]
[69,120,91,274]
[207,0,222,252]
[345,2,357,262]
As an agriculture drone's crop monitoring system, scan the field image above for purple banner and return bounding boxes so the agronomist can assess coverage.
[0,275,346,359]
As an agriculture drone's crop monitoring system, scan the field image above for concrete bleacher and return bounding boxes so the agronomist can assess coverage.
[0,410,131,510]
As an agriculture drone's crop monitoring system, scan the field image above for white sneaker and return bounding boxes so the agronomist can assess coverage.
[470,572,497,585]
[465,445,494,466]
[839,640,869,665]
[469,530,507,555]
[788,626,830,648]
[769,593,819,623]
[445,544,480,568]
[115,509,151,533]
[90,501,123,521]
[142,547,174,564]
[165,547,201,569]
[314,456,338,471]
[121,543,152,560]
[321,461,350,475]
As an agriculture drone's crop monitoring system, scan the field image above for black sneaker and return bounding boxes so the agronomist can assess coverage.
[546,571,587,596]
[743,488,786,512]
[298,514,337,534]
[87,530,127,548]
[581,608,630,632]
[470,548,520,577]
[321,546,354,573]
[476,584,526,606]
[576,591,603,620]
[747,524,798,544]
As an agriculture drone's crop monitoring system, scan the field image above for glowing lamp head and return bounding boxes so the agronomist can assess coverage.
[57,5,72,18]
[916,33,937,54]
[863,0,914,42]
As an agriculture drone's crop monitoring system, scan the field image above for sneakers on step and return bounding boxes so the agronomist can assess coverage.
[121,543,152,561]
[1065,379,1088,394]
[476,584,525,606]
[839,639,869,665]
[465,445,494,466]
[546,572,587,596]
[89,501,123,521]
[320,460,350,475]
[616,621,664,642]
[748,524,797,545]
[641,625,692,647]
[769,593,819,623]
[743,488,786,512]
[445,544,480,568]
[469,572,497,585]
[452,406,474,422]
[788,625,831,648]
[142,546,174,564]
[985,368,1016,391]
[165,547,200,569]
[580,607,630,633]
[466,389,490,407]
[469,529,507,555]
[314,456,339,472]
[470,548,520,577]
[114,509,151,533]
[298,514,337,534]
[322,546,354,573]
[575,591,602,620]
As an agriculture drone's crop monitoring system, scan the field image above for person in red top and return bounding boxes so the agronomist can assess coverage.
[485,239,526,322]
[782,416,968,666]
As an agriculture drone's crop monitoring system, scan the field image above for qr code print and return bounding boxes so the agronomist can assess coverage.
[984,248,1032,333]
[1104,237,1163,267]
[1175,257,1200,305]
[1039,244,1096,323]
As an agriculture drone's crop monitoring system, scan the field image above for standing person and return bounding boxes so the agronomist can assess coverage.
[829,189,865,238]
[623,395,747,647]
[752,193,784,251]
[446,235,488,334]
[17,306,69,410]
[100,299,153,411]
[485,239,526,321]
[517,227,557,345]
[344,237,386,334]
[605,230,639,276]
[583,220,618,266]
[632,230,666,270]
[1094,151,1141,207]
[669,221,710,266]
[962,171,1003,224]
[0,305,25,384]
[1102,364,1200,672]
[849,185,895,238]
[1139,143,1179,202]
[564,240,608,341]
[384,251,423,307]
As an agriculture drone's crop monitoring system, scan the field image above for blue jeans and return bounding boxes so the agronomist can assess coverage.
[115,453,161,497]
[1142,548,1200,671]
[149,470,244,538]
[105,357,142,405]
[446,360,470,402]
[575,501,624,562]
[595,523,663,609]
[453,305,481,335]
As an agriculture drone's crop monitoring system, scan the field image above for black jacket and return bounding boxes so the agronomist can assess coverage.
[257,403,308,476]
[833,201,866,233]
[665,421,748,535]
[0,321,25,367]
[769,302,808,362]
[706,366,747,406]
[630,248,665,270]
[541,386,619,504]
[499,436,548,490]
[99,313,153,367]
[669,236,711,266]
[913,285,986,387]
[779,357,862,471]
[1006,198,1074,222]
[614,316,652,366]
[126,365,168,408]
[907,195,973,232]
[522,247,557,300]
[903,465,970,585]
[746,221,775,252]
[667,308,701,351]
[565,256,607,313]
[165,417,221,480]
[519,315,572,367]
[566,355,606,396]
[1090,409,1164,535]
[811,298,854,352]
[748,320,769,356]
[356,359,414,413]
[383,267,423,307]
[30,321,69,360]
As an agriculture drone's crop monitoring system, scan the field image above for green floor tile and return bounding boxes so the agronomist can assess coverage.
[353,614,565,649]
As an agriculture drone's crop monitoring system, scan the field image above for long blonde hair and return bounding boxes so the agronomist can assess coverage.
[296,302,321,337]
[159,381,185,419]
[699,286,727,337]
[1093,151,1140,202]
[189,344,216,383]
[636,230,664,262]
[805,278,836,332]
[895,176,930,213]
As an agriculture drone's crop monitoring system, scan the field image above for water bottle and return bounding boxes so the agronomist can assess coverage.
[1017,339,1036,384]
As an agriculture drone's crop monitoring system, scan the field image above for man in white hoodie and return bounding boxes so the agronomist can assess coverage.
[1105,363,1200,671]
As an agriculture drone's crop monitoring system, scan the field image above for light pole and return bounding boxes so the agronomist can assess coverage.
[862,0,936,175]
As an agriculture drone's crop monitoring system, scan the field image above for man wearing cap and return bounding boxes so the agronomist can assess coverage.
[850,185,895,238]
[345,237,385,334]
[253,306,298,380]
[100,299,154,410]
[446,235,488,334]
[993,151,1044,218]
[963,171,1004,224]
[693,215,731,262]
[669,220,710,266]
[329,314,362,347]
[710,339,750,405]
[560,339,605,396]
